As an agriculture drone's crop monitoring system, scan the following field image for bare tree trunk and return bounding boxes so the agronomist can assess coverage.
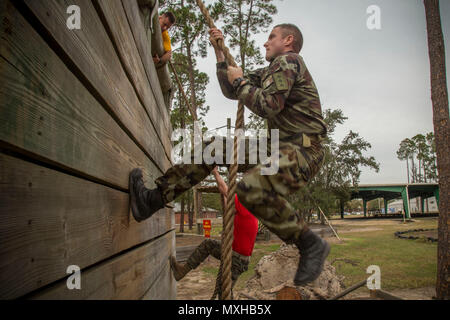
[180,197,185,233]
[185,39,200,232]
[424,0,450,300]
[406,159,410,184]
[188,196,194,230]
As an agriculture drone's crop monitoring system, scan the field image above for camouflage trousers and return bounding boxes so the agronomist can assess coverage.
[185,239,250,289]
[156,136,325,243]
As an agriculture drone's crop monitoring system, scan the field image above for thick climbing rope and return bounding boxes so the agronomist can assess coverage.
[195,0,245,300]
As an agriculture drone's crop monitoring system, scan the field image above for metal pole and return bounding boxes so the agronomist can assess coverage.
[405,184,411,220]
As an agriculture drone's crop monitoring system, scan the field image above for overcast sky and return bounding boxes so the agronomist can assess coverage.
[179,0,450,184]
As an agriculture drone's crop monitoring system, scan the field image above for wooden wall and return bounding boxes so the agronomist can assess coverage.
[0,0,175,299]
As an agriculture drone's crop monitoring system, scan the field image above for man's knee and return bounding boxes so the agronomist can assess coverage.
[236,178,261,209]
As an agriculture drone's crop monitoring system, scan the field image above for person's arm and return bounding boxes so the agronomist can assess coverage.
[212,167,228,197]
[159,50,172,64]
[212,167,228,211]
[231,54,300,119]
[216,59,264,101]
[209,28,239,100]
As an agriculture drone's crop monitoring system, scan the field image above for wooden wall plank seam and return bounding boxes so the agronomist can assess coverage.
[0,152,173,299]
[0,0,161,191]
[93,0,173,163]
[21,0,172,172]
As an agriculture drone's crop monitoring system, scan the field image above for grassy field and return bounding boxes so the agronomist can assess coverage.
[328,217,438,291]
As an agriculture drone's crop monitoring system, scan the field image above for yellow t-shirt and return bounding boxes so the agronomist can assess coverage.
[162,30,172,52]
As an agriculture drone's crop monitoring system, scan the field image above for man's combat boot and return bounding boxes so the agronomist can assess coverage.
[170,256,192,281]
[129,168,165,222]
[294,228,330,286]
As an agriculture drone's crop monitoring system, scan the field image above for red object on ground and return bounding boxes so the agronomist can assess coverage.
[203,219,211,238]
[232,194,259,256]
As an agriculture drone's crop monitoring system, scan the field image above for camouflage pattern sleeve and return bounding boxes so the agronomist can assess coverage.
[216,62,237,100]
[216,62,267,100]
[236,54,300,119]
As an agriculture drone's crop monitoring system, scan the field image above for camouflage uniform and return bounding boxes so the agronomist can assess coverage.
[184,239,249,289]
[156,52,327,244]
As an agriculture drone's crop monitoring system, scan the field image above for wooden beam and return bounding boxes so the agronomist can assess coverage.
[329,279,367,300]
[197,186,220,193]
[22,0,172,171]
[0,1,162,190]
[0,153,173,299]
[30,231,175,299]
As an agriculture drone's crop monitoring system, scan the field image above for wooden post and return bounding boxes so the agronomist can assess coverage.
[329,279,367,300]
[318,206,341,241]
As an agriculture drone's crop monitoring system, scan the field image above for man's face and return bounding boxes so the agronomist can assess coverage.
[264,27,290,62]
[159,15,173,32]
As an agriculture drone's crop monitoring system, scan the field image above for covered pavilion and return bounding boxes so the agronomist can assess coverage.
[350,183,440,219]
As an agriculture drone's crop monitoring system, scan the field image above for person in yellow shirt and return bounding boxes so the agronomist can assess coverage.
[153,12,176,66]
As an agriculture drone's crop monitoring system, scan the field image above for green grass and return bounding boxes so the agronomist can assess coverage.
[328,219,438,290]
[202,266,219,276]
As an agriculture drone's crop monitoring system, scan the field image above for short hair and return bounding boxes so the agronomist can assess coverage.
[274,23,303,53]
[163,11,176,25]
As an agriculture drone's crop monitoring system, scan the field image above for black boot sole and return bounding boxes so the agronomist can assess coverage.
[129,168,146,222]
[294,239,330,286]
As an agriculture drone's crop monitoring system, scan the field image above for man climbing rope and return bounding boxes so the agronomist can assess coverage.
[170,167,258,295]
[153,11,176,66]
[129,23,329,286]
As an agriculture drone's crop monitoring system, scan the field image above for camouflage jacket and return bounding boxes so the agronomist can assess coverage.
[216,52,327,141]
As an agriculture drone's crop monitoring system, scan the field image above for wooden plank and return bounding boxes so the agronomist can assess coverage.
[31,231,175,299]
[142,229,176,299]
[21,0,172,171]
[0,153,173,299]
[0,1,161,191]
[120,0,171,137]
[141,259,176,300]
[94,0,172,157]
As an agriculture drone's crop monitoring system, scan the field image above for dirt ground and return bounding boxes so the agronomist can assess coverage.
[174,217,438,300]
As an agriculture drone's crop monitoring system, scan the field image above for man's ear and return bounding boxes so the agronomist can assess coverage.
[284,34,294,48]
